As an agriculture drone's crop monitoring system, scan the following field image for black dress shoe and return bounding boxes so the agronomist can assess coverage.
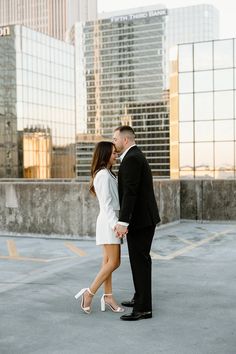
[120,311,152,321]
[121,299,135,307]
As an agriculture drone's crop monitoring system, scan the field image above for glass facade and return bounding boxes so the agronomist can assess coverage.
[0,0,97,41]
[72,4,219,181]
[0,25,75,178]
[170,39,236,179]
[74,10,170,180]
[0,4,219,181]
[0,0,67,40]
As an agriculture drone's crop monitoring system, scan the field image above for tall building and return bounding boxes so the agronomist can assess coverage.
[170,38,236,179]
[0,25,75,178]
[73,7,169,180]
[100,4,219,88]
[67,0,97,29]
[0,0,97,40]
[0,0,66,40]
[72,4,219,180]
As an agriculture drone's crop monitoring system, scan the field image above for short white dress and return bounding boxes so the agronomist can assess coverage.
[93,168,120,245]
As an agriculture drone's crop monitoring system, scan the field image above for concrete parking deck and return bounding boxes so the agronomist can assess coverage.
[0,221,235,354]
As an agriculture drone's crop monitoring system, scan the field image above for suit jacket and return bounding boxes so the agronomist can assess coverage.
[118,145,160,229]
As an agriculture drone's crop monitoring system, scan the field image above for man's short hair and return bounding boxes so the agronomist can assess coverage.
[115,125,135,139]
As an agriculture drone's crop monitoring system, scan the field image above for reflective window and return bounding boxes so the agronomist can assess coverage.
[180,171,194,178]
[214,69,233,90]
[75,15,170,179]
[179,94,193,122]
[195,142,214,170]
[214,120,234,141]
[215,142,234,170]
[214,91,234,119]
[179,143,194,170]
[214,39,233,69]
[195,121,213,141]
[194,71,213,92]
[179,122,193,142]
[195,92,213,121]
[179,73,193,93]
[195,170,214,179]
[178,44,193,72]
[194,41,212,71]
[178,39,236,180]
[5,29,77,179]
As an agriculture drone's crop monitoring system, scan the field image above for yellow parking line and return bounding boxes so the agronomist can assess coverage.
[0,240,74,263]
[64,242,87,257]
[0,255,48,263]
[7,240,19,257]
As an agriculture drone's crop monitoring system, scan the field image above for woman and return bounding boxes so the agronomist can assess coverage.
[74,141,124,314]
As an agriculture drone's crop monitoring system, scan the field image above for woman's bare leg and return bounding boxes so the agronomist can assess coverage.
[82,244,120,308]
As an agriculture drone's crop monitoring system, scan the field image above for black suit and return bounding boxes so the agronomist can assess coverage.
[118,145,160,312]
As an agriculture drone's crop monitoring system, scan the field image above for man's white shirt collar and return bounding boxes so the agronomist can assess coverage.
[119,144,136,162]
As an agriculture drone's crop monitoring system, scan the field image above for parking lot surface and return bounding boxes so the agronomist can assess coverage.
[0,221,235,354]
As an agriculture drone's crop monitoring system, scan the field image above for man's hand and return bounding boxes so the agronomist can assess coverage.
[114,224,128,239]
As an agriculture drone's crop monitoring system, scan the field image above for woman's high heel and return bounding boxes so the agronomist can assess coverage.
[74,288,94,314]
[101,294,124,313]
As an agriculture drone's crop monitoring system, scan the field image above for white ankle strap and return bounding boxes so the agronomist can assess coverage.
[104,293,112,296]
[87,288,95,296]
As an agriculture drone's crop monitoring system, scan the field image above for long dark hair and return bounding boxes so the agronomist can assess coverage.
[89,141,115,196]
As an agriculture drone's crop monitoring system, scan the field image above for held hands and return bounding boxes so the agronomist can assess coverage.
[114,224,128,239]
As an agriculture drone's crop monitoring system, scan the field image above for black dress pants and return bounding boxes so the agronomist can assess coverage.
[126,225,156,312]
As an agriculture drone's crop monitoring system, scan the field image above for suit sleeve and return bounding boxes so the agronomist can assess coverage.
[94,172,118,229]
[119,155,142,223]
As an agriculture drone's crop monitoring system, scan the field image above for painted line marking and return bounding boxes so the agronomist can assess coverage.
[0,255,48,263]
[176,237,195,245]
[7,240,19,257]
[150,251,167,260]
[151,229,232,261]
[0,255,74,263]
[0,240,75,263]
[64,242,87,257]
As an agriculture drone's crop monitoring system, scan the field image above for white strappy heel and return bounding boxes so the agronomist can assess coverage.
[74,288,94,314]
[101,294,124,313]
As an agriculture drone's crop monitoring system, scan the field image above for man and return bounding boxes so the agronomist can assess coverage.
[113,126,160,321]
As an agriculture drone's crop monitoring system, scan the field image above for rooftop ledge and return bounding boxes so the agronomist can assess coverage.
[0,179,235,237]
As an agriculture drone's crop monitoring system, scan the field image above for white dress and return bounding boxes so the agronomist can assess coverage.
[93,168,120,245]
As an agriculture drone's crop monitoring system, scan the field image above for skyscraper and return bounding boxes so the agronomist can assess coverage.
[170,38,236,179]
[67,0,97,29]
[74,7,169,180]
[0,0,97,40]
[0,25,75,178]
[0,0,66,40]
[72,4,219,180]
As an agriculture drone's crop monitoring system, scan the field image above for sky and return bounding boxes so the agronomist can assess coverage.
[98,0,236,39]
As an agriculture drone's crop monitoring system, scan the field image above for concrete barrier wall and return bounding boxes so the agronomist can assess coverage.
[180,180,236,221]
[0,179,235,237]
[0,180,180,237]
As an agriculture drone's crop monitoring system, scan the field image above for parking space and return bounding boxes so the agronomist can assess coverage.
[0,221,235,354]
[0,237,88,262]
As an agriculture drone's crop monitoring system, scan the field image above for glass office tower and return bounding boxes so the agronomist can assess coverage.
[72,4,219,181]
[165,4,219,88]
[170,38,236,179]
[74,9,169,180]
[0,25,75,178]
